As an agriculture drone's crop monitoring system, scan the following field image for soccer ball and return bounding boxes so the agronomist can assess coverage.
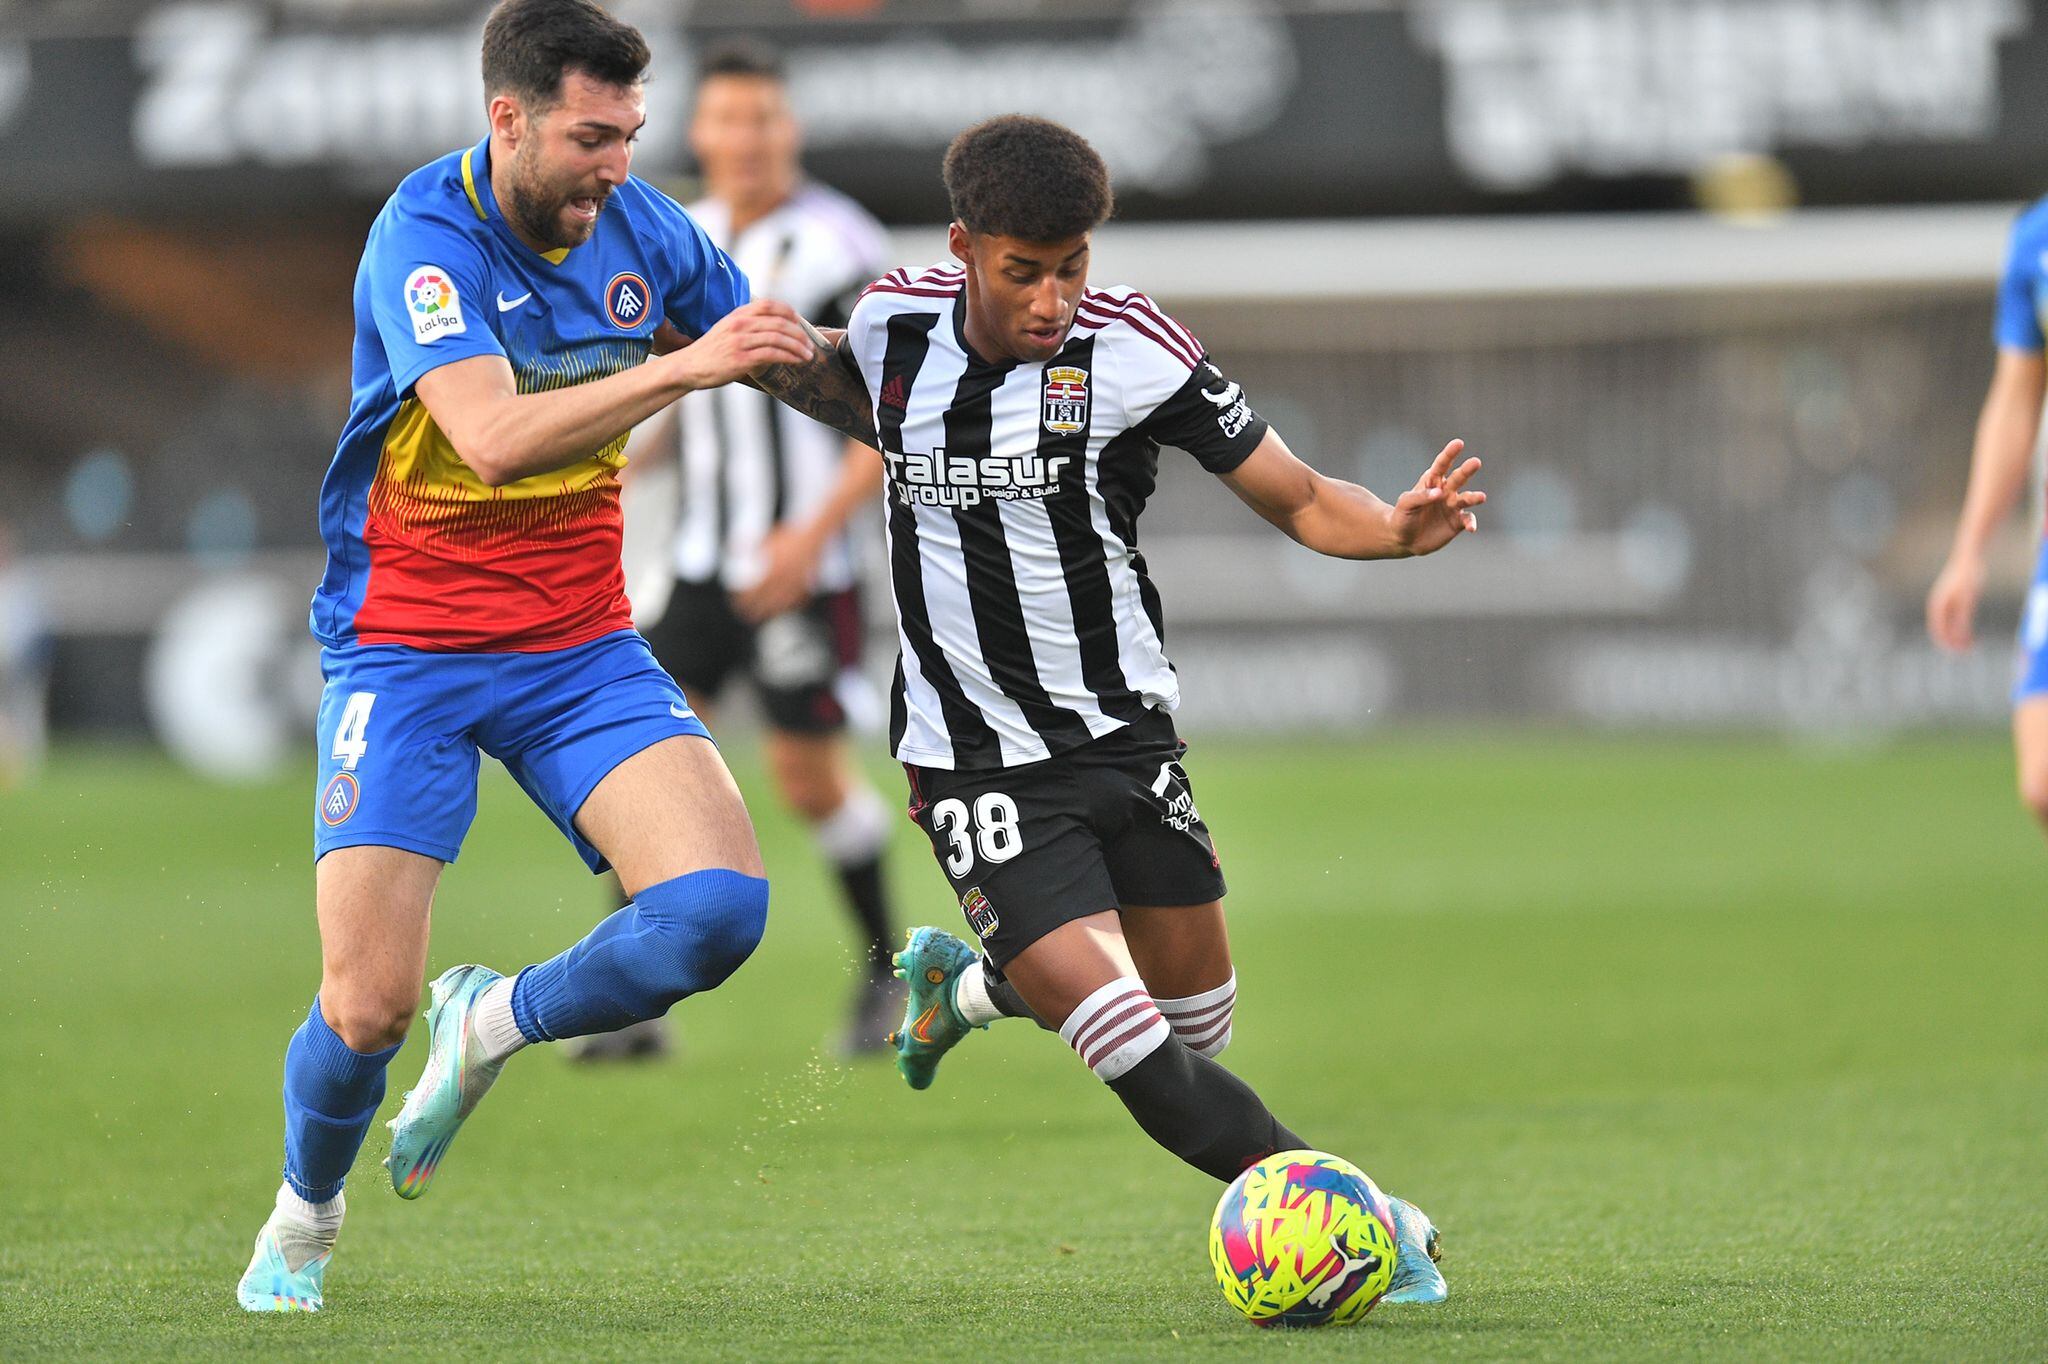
[1208,1149,1398,1328]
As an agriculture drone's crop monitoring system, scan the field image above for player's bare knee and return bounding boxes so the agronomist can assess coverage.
[2020,772,2048,829]
[321,991,414,1052]
[767,743,846,823]
[781,772,841,823]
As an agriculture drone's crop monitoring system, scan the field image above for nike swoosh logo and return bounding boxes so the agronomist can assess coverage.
[497,291,531,312]
[669,702,692,719]
[911,1003,940,1045]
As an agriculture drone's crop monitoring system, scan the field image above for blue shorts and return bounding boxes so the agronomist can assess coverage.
[313,629,711,872]
[2017,539,2048,704]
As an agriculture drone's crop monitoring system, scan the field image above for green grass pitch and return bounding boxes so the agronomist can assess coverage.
[2,734,2045,1361]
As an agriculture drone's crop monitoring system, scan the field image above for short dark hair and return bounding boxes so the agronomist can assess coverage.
[943,115,1113,242]
[482,0,649,109]
[696,39,785,86]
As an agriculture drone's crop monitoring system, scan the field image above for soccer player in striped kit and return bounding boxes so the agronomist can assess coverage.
[861,117,1483,1304]
[571,45,902,1061]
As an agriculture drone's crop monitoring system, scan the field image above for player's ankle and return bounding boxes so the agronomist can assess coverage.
[952,958,1004,1027]
[275,1182,345,1238]
[471,974,529,1064]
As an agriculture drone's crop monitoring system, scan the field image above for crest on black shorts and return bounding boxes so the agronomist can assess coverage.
[1042,366,1089,435]
[962,886,999,939]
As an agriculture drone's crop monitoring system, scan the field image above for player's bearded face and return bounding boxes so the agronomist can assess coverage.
[500,74,645,252]
[954,228,1092,364]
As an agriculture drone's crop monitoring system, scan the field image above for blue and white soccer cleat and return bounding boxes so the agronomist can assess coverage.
[887,927,981,1091]
[1382,1195,1447,1305]
[384,964,508,1200]
[236,1206,336,1313]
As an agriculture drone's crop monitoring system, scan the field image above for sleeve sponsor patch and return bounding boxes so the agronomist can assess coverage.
[404,265,467,343]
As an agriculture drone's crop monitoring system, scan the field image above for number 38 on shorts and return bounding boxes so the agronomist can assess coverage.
[901,714,1229,967]
[927,792,1023,876]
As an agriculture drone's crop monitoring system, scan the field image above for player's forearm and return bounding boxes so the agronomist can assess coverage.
[1282,475,1409,560]
[749,320,877,448]
[459,361,690,487]
[1949,419,2037,561]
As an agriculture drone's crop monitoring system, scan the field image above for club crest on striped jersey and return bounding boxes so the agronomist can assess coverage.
[1042,365,1090,435]
[961,886,999,939]
[605,272,649,329]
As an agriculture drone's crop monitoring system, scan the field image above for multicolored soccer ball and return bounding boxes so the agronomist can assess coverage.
[1209,1149,1399,1328]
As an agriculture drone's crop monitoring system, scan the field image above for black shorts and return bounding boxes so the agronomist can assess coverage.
[904,710,1227,968]
[640,578,863,735]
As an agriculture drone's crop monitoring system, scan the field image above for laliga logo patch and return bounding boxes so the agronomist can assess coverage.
[962,886,999,939]
[1042,365,1089,435]
[320,771,361,827]
[405,266,466,343]
[605,271,649,329]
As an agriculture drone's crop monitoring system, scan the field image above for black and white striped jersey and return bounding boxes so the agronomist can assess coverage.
[668,183,888,593]
[845,263,1271,770]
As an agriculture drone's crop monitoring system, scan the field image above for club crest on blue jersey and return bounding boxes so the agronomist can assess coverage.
[605,271,650,329]
[320,771,361,827]
[962,886,999,939]
[1042,365,1089,434]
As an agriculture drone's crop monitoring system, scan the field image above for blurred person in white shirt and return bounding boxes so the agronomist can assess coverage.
[0,521,52,787]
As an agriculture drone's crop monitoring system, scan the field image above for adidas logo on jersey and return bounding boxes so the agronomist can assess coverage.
[879,375,909,411]
[885,445,1073,509]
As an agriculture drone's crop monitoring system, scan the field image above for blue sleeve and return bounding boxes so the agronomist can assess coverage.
[640,184,750,339]
[1994,208,2047,353]
[363,207,506,397]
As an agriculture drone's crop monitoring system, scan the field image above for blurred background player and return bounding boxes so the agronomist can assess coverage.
[857,116,1480,1302]
[0,521,53,789]
[566,44,901,1064]
[1928,195,2048,836]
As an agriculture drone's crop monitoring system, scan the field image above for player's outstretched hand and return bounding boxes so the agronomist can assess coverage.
[1389,439,1485,556]
[1926,553,1985,653]
[667,300,815,392]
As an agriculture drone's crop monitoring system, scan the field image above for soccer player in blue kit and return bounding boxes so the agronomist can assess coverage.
[1929,198,2048,836]
[236,0,872,1312]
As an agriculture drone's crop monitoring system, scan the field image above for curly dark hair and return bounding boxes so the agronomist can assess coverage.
[943,115,1113,242]
[482,0,649,109]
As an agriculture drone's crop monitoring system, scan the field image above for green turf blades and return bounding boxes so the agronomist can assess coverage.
[887,926,980,1090]
[4,738,2047,1358]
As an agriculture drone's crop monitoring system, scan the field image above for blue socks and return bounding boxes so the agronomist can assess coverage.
[510,869,769,1043]
[281,999,401,1202]
[274,871,767,1198]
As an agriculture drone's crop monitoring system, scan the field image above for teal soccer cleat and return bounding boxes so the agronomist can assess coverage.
[887,927,981,1091]
[1382,1195,1447,1305]
[384,964,508,1200]
[236,1207,335,1313]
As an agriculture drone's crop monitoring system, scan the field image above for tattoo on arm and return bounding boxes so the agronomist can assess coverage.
[747,317,877,447]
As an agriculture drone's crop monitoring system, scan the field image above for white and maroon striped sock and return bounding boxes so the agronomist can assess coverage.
[1058,977,1171,1082]
[1156,972,1235,1059]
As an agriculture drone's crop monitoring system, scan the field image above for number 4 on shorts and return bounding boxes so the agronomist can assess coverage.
[331,692,376,772]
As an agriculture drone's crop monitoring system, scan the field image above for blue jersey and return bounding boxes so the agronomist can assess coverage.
[1993,196,2048,355]
[313,135,749,653]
